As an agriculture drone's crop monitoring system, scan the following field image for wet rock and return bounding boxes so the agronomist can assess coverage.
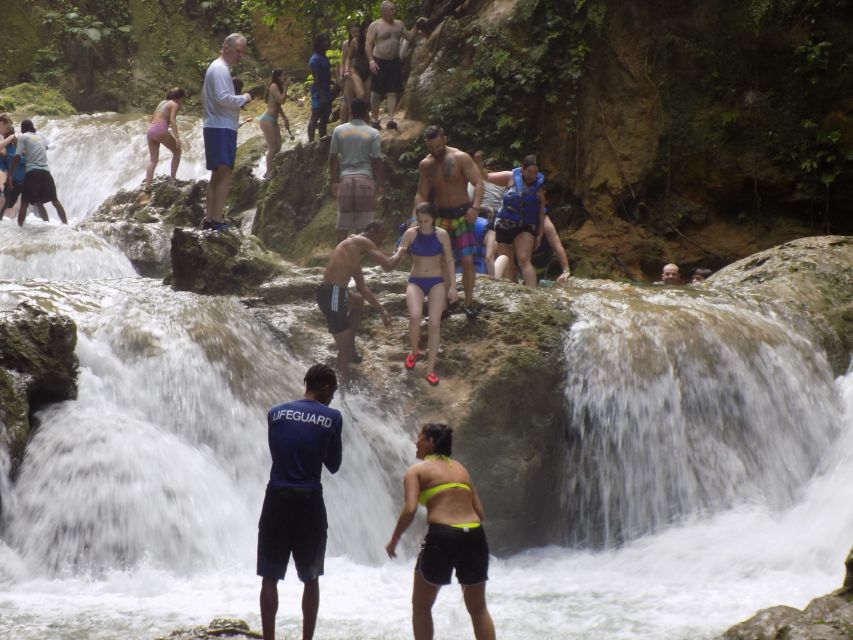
[79,136,264,277]
[0,303,78,476]
[724,595,853,640]
[169,227,292,296]
[154,617,260,640]
[708,235,853,375]
[79,179,206,277]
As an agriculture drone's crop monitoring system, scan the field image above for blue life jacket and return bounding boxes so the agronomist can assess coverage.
[497,167,544,226]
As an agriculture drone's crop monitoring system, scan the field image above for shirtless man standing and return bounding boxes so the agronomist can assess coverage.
[365,1,420,130]
[413,125,484,319]
[316,222,400,383]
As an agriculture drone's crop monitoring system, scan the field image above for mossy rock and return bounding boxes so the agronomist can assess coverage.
[0,83,76,117]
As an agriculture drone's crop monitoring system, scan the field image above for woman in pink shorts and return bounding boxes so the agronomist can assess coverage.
[144,87,186,192]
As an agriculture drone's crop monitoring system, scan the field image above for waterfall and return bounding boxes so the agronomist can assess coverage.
[0,113,851,639]
[560,286,842,547]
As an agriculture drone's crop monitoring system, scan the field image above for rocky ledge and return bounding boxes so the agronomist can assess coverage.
[0,302,78,478]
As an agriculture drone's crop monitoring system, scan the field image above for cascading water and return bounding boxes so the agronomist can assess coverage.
[559,285,842,547]
[1,114,851,639]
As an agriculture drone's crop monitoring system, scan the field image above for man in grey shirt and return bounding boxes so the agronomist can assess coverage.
[5,119,68,227]
[328,98,384,242]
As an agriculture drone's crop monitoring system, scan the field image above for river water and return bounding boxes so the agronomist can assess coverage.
[0,114,851,639]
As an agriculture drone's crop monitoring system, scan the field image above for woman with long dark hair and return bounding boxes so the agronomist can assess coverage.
[394,202,458,386]
[258,69,290,178]
[341,19,372,117]
[144,87,186,191]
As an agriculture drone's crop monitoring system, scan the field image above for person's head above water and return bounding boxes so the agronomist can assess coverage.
[304,363,338,405]
[661,263,681,285]
[691,268,712,284]
[20,119,35,134]
[417,423,453,458]
[424,125,447,158]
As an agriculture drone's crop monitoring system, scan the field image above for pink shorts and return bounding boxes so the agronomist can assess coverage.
[147,120,169,142]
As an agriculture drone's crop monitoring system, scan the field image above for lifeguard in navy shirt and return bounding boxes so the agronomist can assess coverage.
[257,363,342,640]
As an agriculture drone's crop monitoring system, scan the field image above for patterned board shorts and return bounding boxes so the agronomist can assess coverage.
[436,204,477,262]
[336,174,375,231]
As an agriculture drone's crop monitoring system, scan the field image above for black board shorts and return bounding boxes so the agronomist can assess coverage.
[3,179,22,207]
[257,486,328,582]
[415,523,489,586]
[372,56,403,95]
[21,169,57,205]
[316,284,350,334]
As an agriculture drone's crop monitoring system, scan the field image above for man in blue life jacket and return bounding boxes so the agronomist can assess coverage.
[258,363,342,640]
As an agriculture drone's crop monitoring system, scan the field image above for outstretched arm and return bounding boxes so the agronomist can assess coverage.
[354,267,391,325]
[386,466,421,558]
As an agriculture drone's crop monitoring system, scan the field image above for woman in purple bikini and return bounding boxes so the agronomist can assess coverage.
[395,202,459,386]
[144,87,186,192]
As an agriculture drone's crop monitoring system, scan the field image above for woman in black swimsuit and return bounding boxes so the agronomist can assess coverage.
[342,19,372,114]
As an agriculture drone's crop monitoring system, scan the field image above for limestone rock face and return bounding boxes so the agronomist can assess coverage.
[79,180,207,277]
[169,227,292,296]
[252,137,334,262]
[0,303,78,475]
[709,236,853,374]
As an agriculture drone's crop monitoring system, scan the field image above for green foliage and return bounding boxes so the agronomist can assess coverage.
[242,0,419,32]
[38,0,133,71]
[423,1,603,158]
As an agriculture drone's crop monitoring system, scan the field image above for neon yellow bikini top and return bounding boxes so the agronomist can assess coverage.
[419,454,472,505]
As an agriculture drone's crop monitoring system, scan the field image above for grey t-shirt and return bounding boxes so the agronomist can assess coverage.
[330,119,382,178]
[15,132,49,172]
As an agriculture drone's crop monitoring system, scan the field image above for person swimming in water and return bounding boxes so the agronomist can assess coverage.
[144,87,186,192]
[393,202,459,386]
[385,423,496,640]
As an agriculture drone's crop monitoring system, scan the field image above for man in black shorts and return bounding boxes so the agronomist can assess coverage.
[258,364,342,640]
[6,119,68,226]
[365,1,421,130]
[316,221,400,384]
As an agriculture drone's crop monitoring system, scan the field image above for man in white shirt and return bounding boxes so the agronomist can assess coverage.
[202,33,252,231]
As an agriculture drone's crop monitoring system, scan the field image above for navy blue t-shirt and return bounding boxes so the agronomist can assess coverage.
[309,52,332,109]
[267,398,343,490]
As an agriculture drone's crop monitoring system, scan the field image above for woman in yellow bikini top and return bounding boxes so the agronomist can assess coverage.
[386,423,496,640]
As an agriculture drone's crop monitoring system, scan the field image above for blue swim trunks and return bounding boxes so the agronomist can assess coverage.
[203,127,238,170]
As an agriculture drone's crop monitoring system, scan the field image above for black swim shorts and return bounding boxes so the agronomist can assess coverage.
[316,283,350,334]
[372,56,403,95]
[21,169,57,205]
[257,487,328,582]
[415,523,489,586]
[495,221,536,245]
